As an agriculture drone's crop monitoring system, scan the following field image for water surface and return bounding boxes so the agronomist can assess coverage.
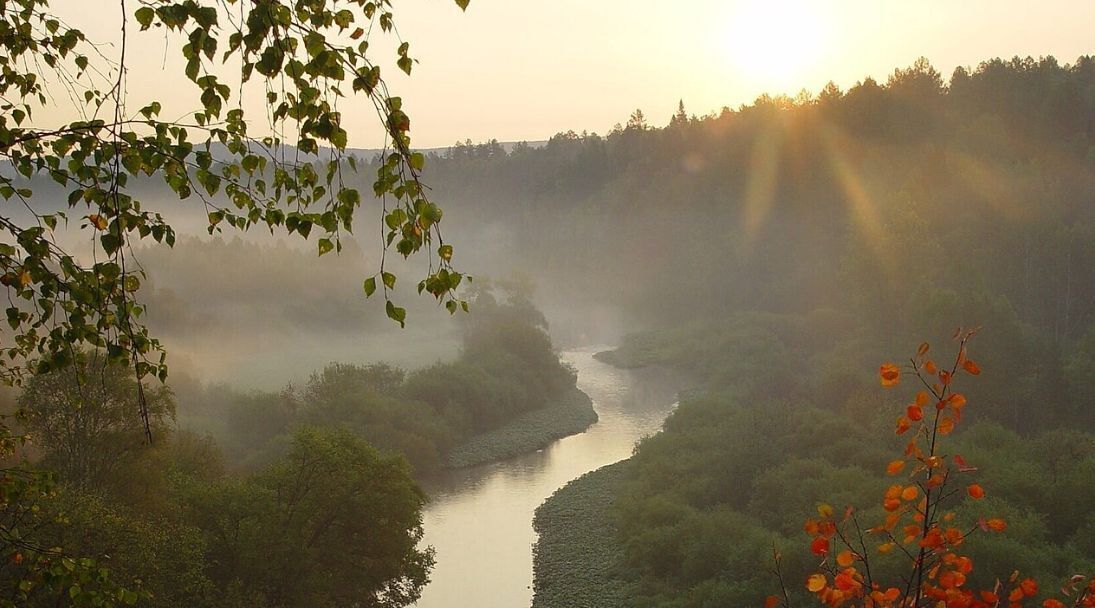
[413,347,682,608]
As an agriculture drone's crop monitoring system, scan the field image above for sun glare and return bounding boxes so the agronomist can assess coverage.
[720,0,832,94]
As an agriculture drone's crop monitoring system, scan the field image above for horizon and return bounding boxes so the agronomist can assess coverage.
[37,0,1095,148]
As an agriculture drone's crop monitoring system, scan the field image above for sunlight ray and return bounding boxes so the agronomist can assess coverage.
[738,121,783,254]
[817,122,895,278]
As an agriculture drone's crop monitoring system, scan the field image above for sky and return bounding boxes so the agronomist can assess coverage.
[43,0,1095,148]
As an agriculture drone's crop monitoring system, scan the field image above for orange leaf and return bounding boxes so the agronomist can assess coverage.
[944,527,964,545]
[949,393,967,408]
[886,460,906,476]
[963,359,981,375]
[920,527,943,548]
[907,404,923,421]
[967,484,985,500]
[895,416,911,435]
[811,537,830,555]
[901,486,919,501]
[807,574,827,593]
[916,391,929,407]
[917,342,930,356]
[939,370,952,386]
[878,542,895,554]
[1020,578,1038,597]
[938,417,955,435]
[764,595,780,608]
[923,360,937,374]
[939,570,966,590]
[834,571,858,592]
[986,518,1007,532]
[836,550,855,567]
[1043,600,1066,608]
[880,363,901,387]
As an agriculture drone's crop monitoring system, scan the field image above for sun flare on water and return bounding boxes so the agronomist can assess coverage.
[720,0,833,94]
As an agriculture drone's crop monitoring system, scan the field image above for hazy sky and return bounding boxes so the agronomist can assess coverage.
[45,0,1095,148]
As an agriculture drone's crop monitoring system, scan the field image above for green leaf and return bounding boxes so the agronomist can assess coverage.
[381,271,396,289]
[385,300,406,327]
[317,238,334,256]
[135,6,155,29]
[363,277,376,297]
[455,0,470,9]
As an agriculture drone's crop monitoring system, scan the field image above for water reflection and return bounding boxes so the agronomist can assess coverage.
[413,347,683,608]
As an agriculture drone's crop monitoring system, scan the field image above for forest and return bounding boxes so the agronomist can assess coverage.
[0,287,593,606]
[524,55,1095,608]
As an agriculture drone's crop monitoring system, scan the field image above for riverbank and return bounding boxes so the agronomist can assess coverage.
[444,387,598,469]
[532,460,632,608]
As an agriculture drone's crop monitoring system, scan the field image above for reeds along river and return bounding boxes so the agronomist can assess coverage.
[413,347,683,608]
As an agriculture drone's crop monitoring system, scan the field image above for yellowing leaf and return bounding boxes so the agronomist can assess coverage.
[88,214,108,230]
[806,574,827,593]
[817,503,834,518]
[880,363,900,387]
[901,486,919,501]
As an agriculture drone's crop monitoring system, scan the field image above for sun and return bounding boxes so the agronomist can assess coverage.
[720,0,832,93]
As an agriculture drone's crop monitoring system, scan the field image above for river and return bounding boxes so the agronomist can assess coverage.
[413,346,682,608]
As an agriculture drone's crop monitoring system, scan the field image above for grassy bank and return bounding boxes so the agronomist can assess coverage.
[445,387,597,469]
[531,461,631,608]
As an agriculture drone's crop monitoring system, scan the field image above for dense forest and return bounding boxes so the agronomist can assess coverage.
[421,55,1095,359]
[527,56,1095,608]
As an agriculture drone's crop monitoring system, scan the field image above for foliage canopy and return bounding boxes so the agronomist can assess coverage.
[1,0,469,391]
